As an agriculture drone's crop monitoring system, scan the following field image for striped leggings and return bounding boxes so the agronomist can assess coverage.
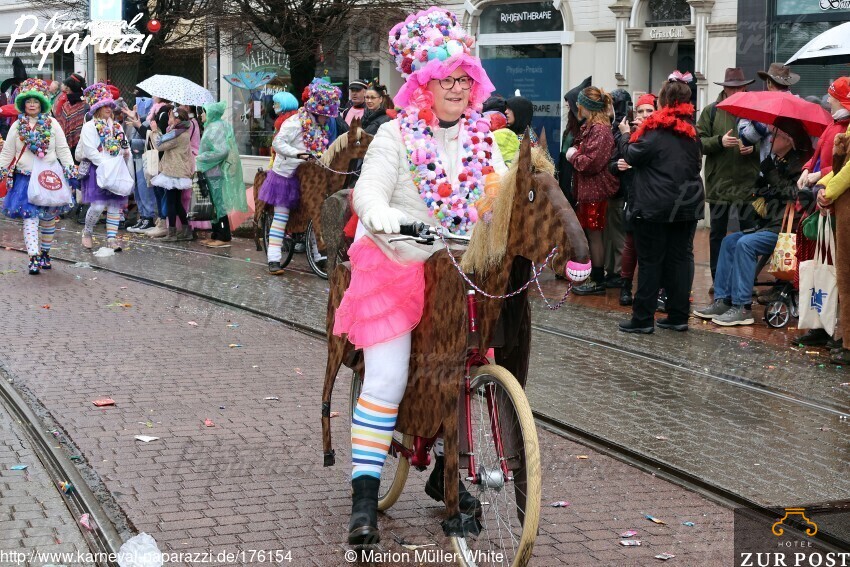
[267,206,290,263]
[22,217,57,257]
[84,204,121,240]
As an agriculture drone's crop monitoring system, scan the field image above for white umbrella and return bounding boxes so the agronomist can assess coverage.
[136,74,215,106]
[786,22,850,66]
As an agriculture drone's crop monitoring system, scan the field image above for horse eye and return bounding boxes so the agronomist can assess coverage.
[528,190,535,202]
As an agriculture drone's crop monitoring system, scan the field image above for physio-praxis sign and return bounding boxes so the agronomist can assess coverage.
[5,13,154,70]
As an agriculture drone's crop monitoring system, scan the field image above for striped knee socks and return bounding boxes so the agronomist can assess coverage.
[39,218,56,252]
[351,393,399,480]
[267,209,289,263]
[106,210,121,240]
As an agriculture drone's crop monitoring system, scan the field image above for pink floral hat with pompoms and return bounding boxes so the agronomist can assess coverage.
[83,82,117,115]
[389,6,495,109]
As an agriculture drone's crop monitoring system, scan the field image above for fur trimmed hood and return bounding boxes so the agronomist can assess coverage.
[630,103,696,143]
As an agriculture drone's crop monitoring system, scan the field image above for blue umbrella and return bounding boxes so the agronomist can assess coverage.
[223,71,277,91]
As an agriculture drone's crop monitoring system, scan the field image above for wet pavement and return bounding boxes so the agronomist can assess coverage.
[0,247,733,565]
[0,388,92,565]
[0,218,848,546]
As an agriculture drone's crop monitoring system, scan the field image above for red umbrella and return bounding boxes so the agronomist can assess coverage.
[717,91,832,137]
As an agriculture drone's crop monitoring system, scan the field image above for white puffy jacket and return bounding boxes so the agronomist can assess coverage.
[353,119,507,264]
[270,113,307,177]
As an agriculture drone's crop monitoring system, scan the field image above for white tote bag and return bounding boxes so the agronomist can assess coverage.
[27,157,73,208]
[143,131,159,182]
[798,213,838,334]
[97,154,135,196]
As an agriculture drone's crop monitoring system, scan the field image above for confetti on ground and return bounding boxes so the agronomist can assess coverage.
[69,455,82,462]
[106,302,132,308]
[59,481,74,494]
[620,530,638,538]
[645,515,666,524]
[330,411,340,418]
[10,464,27,471]
[204,419,215,427]
[549,501,570,507]
[264,396,280,401]
[134,435,159,443]
[228,344,242,348]
[295,368,303,375]
[619,540,641,546]
[0,269,18,275]
[805,351,819,355]
[187,321,198,326]
[79,513,97,531]
[655,435,668,440]
[682,521,695,527]
[120,286,127,289]
[227,323,239,328]
[577,455,589,460]
[92,398,115,407]
[41,304,50,309]
[739,342,749,347]
[655,553,676,560]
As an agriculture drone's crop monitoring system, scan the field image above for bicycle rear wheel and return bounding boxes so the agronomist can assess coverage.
[261,208,295,268]
[451,365,540,567]
[349,372,411,511]
[305,220,329,279]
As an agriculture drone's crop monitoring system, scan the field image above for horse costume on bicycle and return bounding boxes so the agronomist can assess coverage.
[260,78,341,274]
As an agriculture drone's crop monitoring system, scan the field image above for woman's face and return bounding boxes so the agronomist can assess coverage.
[96,107,113,120]
[364,89,382,111]
[168,112,179,127]
[200,109,207,123]
[634,104,654,125]
[505,107,515,126]
[428,68,472,122]
[25,99,41,116]
[316,114,329,126]
[772,128,793,155]
[827,94,843,113]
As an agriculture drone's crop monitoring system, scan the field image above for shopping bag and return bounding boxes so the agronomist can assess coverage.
[187,173,215,221]
[143,131,159,181]
[27,157,73,207]
[1,146,27,198]
[96,154,135,196]
[798,213,837,333]
[767,204,797,282]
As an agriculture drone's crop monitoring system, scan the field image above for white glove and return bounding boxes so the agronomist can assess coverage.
[565,147,578,162]
[360,206,407,235]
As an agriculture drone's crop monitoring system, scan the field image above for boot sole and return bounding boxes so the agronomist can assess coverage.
[618,326,654,334]
[424,481,483,518]
[348,526,380,546]
[692,310,727,319]
[657,322,688,332]
[712,317,755,327]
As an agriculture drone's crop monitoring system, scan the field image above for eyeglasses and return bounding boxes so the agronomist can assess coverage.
[364,95,380,100]
[433,76,474,90]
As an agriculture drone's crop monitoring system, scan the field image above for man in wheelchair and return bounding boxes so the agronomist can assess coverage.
[693,117,812,326]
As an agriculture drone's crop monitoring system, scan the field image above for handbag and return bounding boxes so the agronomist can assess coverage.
[798,213,838,334]
[27,157,73,207]
[766,203,797,282]
[0,146,26,198]
[187,173,215,221]
[96,154,135,196]
[801,211,835,241]
[143,131,159,181]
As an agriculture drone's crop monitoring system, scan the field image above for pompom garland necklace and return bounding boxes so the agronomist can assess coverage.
[94,118,125,156]
[398,106,495,235]
[299,107,331,158]
[17,113,52,158]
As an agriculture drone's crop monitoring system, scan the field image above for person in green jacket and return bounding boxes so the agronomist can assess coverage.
[696,67,761,285]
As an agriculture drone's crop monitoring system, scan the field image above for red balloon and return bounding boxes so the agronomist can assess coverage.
[147,19,161,33]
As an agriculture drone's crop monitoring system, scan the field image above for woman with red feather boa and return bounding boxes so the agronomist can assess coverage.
[615,72,705,334]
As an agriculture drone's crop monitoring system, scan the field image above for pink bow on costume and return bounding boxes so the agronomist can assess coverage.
[668,71,693,83]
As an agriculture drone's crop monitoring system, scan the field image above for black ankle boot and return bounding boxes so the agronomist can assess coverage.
[425,456,482,517]
[618,279,633,306]
[28,255,40,275]
[348,476,380,545]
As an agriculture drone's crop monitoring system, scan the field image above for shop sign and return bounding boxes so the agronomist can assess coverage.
[819,0,850,10]
[649,26,686,40]
[239,50,289,73]
[480,2,563,34]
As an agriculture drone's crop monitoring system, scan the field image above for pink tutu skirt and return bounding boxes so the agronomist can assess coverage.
[333,237,425,349]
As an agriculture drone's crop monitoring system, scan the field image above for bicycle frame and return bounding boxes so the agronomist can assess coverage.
[388,288,513,486]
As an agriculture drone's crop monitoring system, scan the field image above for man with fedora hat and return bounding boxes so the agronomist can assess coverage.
[697,67,761,288]
[740,63,802,161]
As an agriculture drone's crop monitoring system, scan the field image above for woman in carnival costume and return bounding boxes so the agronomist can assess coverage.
[0,78,77,275]
[260,78,341,275]
[195,101,249,247]
[267,91,300,170]
[77,83,131,251]
[332,7,511,545]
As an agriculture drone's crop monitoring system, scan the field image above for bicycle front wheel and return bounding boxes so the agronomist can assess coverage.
[305,220,329,279]
[349,372,411,511]
[451,365,540,567]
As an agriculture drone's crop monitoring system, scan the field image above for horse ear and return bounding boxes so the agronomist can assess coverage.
[537,127,547,150]
[517,129,532,174]
[350,117,361,130]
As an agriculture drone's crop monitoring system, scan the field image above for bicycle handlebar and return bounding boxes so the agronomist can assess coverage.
[398,222,429,237]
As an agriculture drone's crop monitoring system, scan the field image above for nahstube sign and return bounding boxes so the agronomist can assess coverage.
[5,13,154,69]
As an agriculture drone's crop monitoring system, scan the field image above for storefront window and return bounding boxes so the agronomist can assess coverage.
[229,43,292,157]
[646,0,691,26]
[777,0,850,16]
[479,44,562,160]
[0,48,55,87]
[774,21,848,98]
